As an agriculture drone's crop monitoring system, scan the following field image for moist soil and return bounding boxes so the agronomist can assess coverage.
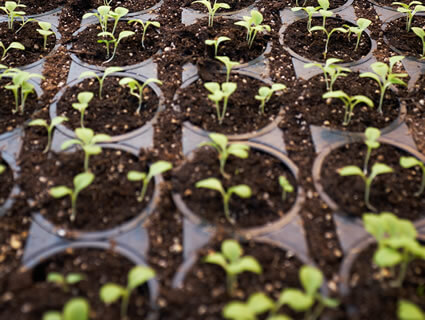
[56,76,159,136]
[320,142,425,220]
[345,243,425,320]
[0,248,151,320]
[407,74,425,154]
[287,0,348,9]
[184,0,256,12]
[0,159,13,207]
[19,148,154,231]
[70,20,160,67]
[0,0,65,15]
[384,16,425,60]
[172,147,298,229]
[90,0,160,11]
[175,72,282,135]
[284,17,372,63]
[294,72,401,132]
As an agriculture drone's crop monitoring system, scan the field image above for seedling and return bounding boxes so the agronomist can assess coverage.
[398,300,425,320]
[72,92,93,128]
[412,27,425,59]
[235,10,271,48]
[344,18,371,51]
[192,0,230,27]
[0,165,5,175]
[61,128,111,172]
[109,7,129,35]
[79,66,123,98]
[119,76,163,114]
[322,90,374,126]
[304,58,351,91]
[37,21,54,50]
[0,1,26,30]
[82,5,111,33]
[204,81,237,124]
[28,116,68,153]
[204,239,262,295]
[104,0,113,4]
[15,16,36,33]
[127,160,172,202]
[363,127,381,173]
[216,56,240,82]
[279,176,294,201]
[318,0,332,27]
[291,6,319,32]
[128,19,160,48]
[199,133,250,178]
[196,178,251,224]
[360,56,408,113]
[339,163,393,211]
[205,36,231,57]
[309,26,348,59]
[0,41,24,61]
[100,265,155,319]
[43,298,90,320]
[400,156,425,196]
[97,30,135,63]
[255,83,286,115]
[49,172,94,222]
[47,272,85,292]
[392,1,425,31]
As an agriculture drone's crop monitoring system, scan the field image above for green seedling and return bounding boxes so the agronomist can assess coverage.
[43,298,90,320]
[322,90,374,126]
[199,133,250,179]
[128,19,160,48]
[363,127,381,173]
[291,6,319,32]
[82,5,111,33]
[47,272,85,292]
[204,239,262,295]
[196,178,251,224]
[79,66,123,98]
[412,27,425,59]
[344,18,371,51]
[109,7,129,35]
[398,300,425,320]
[192,0,230,27]
[304,58,351,92]
[37,21,54,50]
[235,10,271,48]
[204,81,237,124]
[0,41,24,61]
[72,92,93,128]
[49,172,94,222]
[400,156,425,196]
[279,176,294,201]
[100,265,155,319]
[205,36,231,57]
[15,16,36,33]
[61,128,111,172]
[392,1,425,31]
[216,56,240,82]
[360,56,408,114]
[119,77,163,114]
[97,30,135,63]
[339,163,393,211]
[255,83,286,115]
[318,0,332,27]
[28,116,68,153]
[309,26,348,59]
[127,160,172,202]
[0,1,26,30]
[0,164,5,175]
[363,212,425,287]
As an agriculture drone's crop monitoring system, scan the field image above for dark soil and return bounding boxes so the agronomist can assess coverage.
[184,0,256,12]
[295,72,401,132]
[0,158,13,207]
[284,17,372,62]
[320,142,425,220]
[369,0,411,8]
[71,20,160,67]
[288,0,348,9]
[172,147,298,229]
[0,0,65,15]
[56,76,159,136]
[0,248,152,320]
[407,74,425,154]
[91,0,160,11]
[175,72,283,135]
[384,16,425,60]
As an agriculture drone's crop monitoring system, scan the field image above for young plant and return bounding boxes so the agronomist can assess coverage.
[363,127,381,173]
[100,265,155,319]
[304,58,351,92]
[72,92,93,128]
[128,19,160,48]
[204,81,237,124]
[0,1,26,30]
[322,90,374,126]
[400,156,425,196]
[49,172,94,222]
[318,0,332,27]
[392,1,425,31]
[97,30,135,63]
[119,77,163,114]
[204,239,262,295]
[216,56,240,82]
[109,7,129,35]
[196,178,251,224]
[360,55,408,113]
[47,272,85,292]
[291,6,320,32]
[43,298,90,320]
[255,83,286,115]
[0,41,24,61]
[398,300,425,320]
[200,133,250,178]
[279,176,294,201]
[344,18,371,51]
[235,10,271,48]
[28,116,68,153]
[339,163,393,211]
[79,66,123,98]
[309,26,348,59]
[37,21,54,50]
[205,36,231,57]
[82,5,111,33]
[412,27,425,59]
[127,160,172,202]
[192,0,231,27]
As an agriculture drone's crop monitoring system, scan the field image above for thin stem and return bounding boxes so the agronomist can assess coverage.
[365,179,376,212]
[307,301,325,320]
[282,190,287,201]
[70,193,77,222]
[221,96,229,123]
[378,88,385,114]
[364,147,372,174]
[84,152,90,172]
[415,169,425,196]
[121,291,130,319]
[44,128,52,154]
[138,179,149,202]
[142,26,147,48]
[215,101,222,124]
[391,252,409,287]
[43,36,47,50]
[226,274,236,296]
[80,110,85,128]
[260,100,265,115]
[99,79,103,99]
[223,193,234,224]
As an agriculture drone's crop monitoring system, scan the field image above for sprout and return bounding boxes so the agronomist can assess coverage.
[279,176,294,201]
[363,127,381,174]
[291,6,319,32]
[15,16,36,33]
[0,41,24,61]
[128,19,160,48]
[196,177,251,224]
[28,116,68,153]
[205,36,231,57]
[43,298,90,320]
[0,1,26,30]
[344,18,371,51]
[216,56,240,82]
[0,164,5,175]
[234,10,271,48]
[412,27,425,59]
[72,92,93,128]
[204,239,262,295]
[309,26,348,59]
[400,156,425,196]
[61,128,111,172]
[47,272,85,292]
[97,30,135,63]
[204,81,237,124]
[318,0,332,27]
[37,21,54,50]
[255,83,286,115]
[82,5,111,33]
[199,133,250,179]
[127,160,172,202]
[339,163,393,211]
[100,265,155,319]
[360,56,408,113]
[49,172,94,222]
[392,1,425,31]
[192,0,230,27]
[109,7,129,35]
[322,90,374,126]
[119,77,163,114]
[79,66,123,98]
[398,300,425,320]
[304,58,351,92]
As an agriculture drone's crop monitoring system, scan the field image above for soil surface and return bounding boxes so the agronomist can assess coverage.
[0,158,13,207]
[407,74,425,154]
[0,0,65,15]
[284,17,372,62]
[368,0,411,8]
[56,76,159,136]
[287,0,348,9]
[0,248,152,320]
[184,0,256,12]
[320,142,425,220]
[91,0,160,11]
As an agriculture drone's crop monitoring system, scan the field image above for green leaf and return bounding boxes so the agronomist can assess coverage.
[83,145,102,155]
[91,134,111,144]
[323,90,348,100]
[204,82,221,93]
[228,144,249,158]
[63,298,89,320]
[365,127,381,142]
[51,116,68,127]
[371,62,389,79]
[61,139,81,151]
[357,18,372,29]
[360,71,381,84]
[79,71,98,80]
[222,302,254,320]
[38,21,52,30]
[50,186,72,198]
[100,283,125,304]
[268,316,292,320]
[148,161,172,177]
[229,185,252,198]
[400,156,422,169]
[47,272,64,285]
[300,265,323,296]
[75,128,94,144]
[127,171,146,181]
[66,273,84,285]
[204,252,228,269]
[9,42,25,50]
[338,166,364,177]
[247,292,275,314]
[43,312,62,320]
[228,256,262,275]
[370,163,393,176]
[321,296,340,308]
[310,26,326,33]
[398,300,425,320]
[374,247,402,267]
[73,172,94,194]
[209,133,228,151]
[222,82,237,96]
[222,239,242,262]
[279,289,314,311]
[77,91,94,104]
[196,178,224,194]
[103,66,123,78]
[363,213,386,241]
[127,265,155,291]
[29,119,48,128]
[118,30,135,41]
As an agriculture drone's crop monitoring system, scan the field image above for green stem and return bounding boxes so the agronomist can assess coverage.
[364,147,371,174]
[80,110,85,128]
[378,88,385,114]
[43,36,47,50]
[364,179,376,211]
[70,193,77,222]
[84,152,90,172]
[307,301,325,320]
[260,100,265,115]
[223,193,234,224]
[44,128,52,154]
[221,96,229,123]
[121,291,130,319]
[138,179,149,202]
[226,274,236,296]
[392,252,409,287]
[215,101,222,124]
[415,169,425,196]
